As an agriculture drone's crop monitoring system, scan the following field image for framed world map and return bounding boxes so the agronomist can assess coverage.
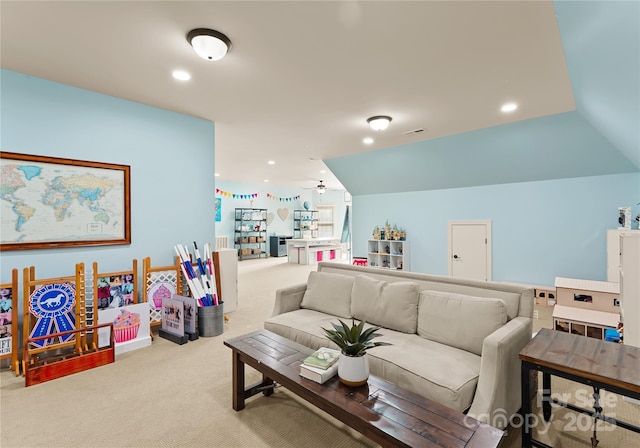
[0,152,131,250]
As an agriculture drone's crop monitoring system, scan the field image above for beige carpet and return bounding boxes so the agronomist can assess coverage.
[1,258,638,447]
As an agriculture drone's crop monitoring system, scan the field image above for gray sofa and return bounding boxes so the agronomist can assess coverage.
[264,261,535,428]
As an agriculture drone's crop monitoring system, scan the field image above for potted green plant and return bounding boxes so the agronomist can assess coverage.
[322,318,391,387]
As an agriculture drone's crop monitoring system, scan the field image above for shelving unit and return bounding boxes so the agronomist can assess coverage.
[234,208,267,260]
[293,210,319,239]
[620,233,640,347]
[367,240,409,271]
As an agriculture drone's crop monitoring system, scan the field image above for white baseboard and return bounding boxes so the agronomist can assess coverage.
[115,336,152,356]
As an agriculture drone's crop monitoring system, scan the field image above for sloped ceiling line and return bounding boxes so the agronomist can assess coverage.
[327,1,640,195]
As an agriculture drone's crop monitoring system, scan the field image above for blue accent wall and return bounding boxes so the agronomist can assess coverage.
[326,111,637,196]
[353,173,640,286]
[554,0,640,168]
[1,70,215,295]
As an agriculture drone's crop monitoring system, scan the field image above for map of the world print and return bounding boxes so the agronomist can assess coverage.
[1,152,130,250]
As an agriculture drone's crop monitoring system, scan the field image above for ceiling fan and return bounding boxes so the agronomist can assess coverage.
[302,180,340,195]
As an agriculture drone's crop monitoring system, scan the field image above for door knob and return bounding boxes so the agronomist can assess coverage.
[453,254,459,259]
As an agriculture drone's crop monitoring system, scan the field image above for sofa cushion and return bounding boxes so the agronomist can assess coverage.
[265,309,346,349]
[368,328,481,413]
[300,271,354,318]
[418,290,507,355]
[351,275,385,320]
[351,275,419,333]
[264,311,480,413]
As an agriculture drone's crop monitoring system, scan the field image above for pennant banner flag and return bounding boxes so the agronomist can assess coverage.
[215,189,300,202]
[216,188,258,199]
[266,193,300,202]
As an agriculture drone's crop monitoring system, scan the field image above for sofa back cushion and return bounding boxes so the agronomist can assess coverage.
[300,271,354,318]
[351,275,419,333]
[417,290,507,355]
[318,263,529,320]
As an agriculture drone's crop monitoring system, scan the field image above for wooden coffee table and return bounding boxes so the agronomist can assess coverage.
[224,329,503,448]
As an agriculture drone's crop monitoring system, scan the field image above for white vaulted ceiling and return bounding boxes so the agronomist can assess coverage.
[1,1,637,194]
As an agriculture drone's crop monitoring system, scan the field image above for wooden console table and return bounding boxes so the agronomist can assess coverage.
[519,328,640,448]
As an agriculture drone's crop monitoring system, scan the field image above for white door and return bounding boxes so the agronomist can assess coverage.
[448,221,492,281]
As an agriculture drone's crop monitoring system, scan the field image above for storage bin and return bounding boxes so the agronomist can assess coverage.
[198,304,224,337]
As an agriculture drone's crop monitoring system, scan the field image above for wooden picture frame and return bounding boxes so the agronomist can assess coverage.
[0,152,131,250]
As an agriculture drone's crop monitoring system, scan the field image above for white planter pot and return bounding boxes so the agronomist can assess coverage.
[338,353,369,387]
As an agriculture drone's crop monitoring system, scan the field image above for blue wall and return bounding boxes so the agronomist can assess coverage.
[215,180,349,255]
[1,70,215,296]
[353,173,640,286]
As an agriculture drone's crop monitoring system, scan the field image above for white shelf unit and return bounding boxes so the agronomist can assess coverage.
[620,233,640,348]
[606,229,640,282]
[367,240,409,271]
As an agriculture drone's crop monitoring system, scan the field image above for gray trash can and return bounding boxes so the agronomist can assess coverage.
[198,303,224,337]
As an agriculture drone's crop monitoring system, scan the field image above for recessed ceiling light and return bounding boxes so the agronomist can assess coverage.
[214,173,220,177]
[320,170,326,174]
[264,179,269,183]
[172,70,191,81]
[363,137,374,144]
[267,160,276,165]
[501,102,518,113]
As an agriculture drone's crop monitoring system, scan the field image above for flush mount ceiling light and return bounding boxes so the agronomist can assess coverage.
[316,181,327,195]
[186,28,232,61]
[367,115,392,131]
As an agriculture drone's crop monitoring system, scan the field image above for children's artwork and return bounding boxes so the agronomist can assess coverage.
[97,274,135,310]
[148,281,176,309]
[161,297,185,337]
[215,197,222,222]
[142,257,182,328]
[98,303,151,355]
[172,294,197,335]
[28,282,77,349]
[0,286,13,356]
[22,264,86,375]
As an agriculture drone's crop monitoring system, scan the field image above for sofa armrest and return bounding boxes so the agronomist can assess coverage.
[271,283,308,316]
[467,317,532,429]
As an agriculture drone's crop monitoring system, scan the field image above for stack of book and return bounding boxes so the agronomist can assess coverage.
[299,347,340,384]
